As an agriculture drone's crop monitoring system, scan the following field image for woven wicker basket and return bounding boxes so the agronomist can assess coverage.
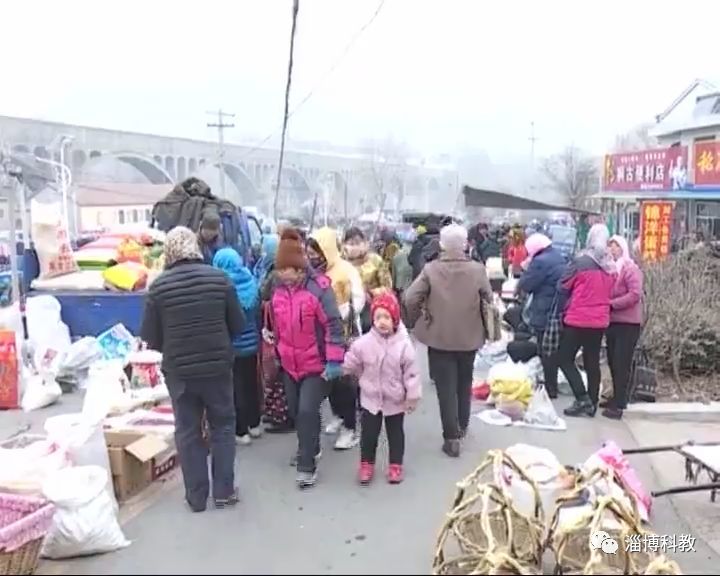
[0,493,55,575]
[547,468,682,575]
[433,450,545,575]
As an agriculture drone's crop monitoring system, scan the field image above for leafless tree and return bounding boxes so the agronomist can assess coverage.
[613,123,658,152]
[542,146,599,209]
[360,137,409,219]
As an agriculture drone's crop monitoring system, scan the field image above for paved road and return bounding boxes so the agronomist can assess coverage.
[37,346,718,575]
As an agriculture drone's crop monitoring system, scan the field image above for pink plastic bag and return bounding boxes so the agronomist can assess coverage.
[591,440,652,520]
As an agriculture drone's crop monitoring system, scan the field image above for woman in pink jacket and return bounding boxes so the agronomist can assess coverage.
[602,235,643,420]
[269,229,345,489]
[343,292,421,485]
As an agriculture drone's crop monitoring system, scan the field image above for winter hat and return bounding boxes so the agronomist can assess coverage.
[525,233,552,259]
[275,228,307,270]
[440,223,468,257]
[164,226,203,266]
[371,292,401,329]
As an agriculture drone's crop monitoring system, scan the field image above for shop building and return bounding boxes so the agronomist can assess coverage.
[601,85,720,246]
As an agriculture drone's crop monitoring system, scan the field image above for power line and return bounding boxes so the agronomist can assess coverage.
[273,0,300,219]
[241,0,386,163]
[207,109,235,198]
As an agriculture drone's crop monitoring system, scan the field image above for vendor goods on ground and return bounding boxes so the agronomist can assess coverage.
[433,449,546,575]
[546,467,679,575]
[433,444,683,575]
[0,493,55,575]
[0,331,19,409]
[41,466,129,559]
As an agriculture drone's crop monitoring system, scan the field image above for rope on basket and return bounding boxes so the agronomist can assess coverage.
[547,468,682,575]
[432,450,545,575]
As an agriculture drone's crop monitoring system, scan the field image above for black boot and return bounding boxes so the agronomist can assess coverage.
[442,439,461,458]
[602,407,623,420]
[563,398,596,417]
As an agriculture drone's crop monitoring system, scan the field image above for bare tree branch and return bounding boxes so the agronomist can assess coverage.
[542,145,599,209]
[613,123,658,152]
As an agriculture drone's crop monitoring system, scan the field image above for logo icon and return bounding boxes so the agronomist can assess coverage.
[590,531,618,555]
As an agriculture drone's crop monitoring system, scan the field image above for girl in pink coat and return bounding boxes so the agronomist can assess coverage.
[343,292,421,485]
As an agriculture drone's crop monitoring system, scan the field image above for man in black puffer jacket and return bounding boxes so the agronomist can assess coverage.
[141,226,245,512]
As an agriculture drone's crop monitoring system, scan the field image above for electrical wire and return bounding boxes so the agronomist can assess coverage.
[240,0,386,163]
[273,0,300,219]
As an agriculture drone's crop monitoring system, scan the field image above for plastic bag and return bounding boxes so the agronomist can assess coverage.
[0,331,20,409]
[584,441,651,521]
[97,324,135,362]
[0,440,70,495]
[45,411,118,510]
[58,337,103,376]
[115,238,144,264]
[523,385,561,428]
[21,372,62,412]
[83,360,130,421]
[41,466,130,559]
[25,296,72,370]
[128,349,163,388]
[102,262,149,291]
[33,221,79,280]
[494,444,567,518]
[0,303,23,360]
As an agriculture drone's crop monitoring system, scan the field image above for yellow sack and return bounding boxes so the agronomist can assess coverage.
[488,361,533,407]
[490,378,533,407]
[103,262,149,291]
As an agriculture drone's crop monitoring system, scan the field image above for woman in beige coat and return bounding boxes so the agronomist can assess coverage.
[404,224,493,457]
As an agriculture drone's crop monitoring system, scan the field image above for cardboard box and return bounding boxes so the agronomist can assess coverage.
[105,430,178,502]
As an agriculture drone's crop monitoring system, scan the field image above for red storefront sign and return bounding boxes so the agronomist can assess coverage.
[694,142,720,186]
[640,201,673,262]
[603,147,688,191]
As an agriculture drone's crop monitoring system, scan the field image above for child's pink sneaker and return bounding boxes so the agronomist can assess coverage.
[359,461,374,485]
[387,464,404,484]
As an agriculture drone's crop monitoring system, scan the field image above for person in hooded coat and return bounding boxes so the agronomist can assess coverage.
[141,227,245,512]
[557,223,615,418]
[307,227,365,451]
[213,248,262,445]
[343,226,393,332]
[602,235,643,420]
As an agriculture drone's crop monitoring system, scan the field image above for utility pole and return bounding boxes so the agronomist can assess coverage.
[207,109,235,199]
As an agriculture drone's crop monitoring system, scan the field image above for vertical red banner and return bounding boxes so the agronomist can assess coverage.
[640,201,673,262]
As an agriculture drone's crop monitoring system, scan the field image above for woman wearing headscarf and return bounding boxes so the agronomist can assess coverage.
[516,233,567,398]
[343,226,393,332]
[255,233,279,293]
[141,227,245,511]
[404,224,493,458]
[602,235,643,420]
[557,223,615,417]
[213,248,262,445]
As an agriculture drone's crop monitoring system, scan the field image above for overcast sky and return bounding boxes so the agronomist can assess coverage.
[2,0,719,162]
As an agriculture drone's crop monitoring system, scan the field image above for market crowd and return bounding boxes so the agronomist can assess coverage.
[140,216,643,512]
